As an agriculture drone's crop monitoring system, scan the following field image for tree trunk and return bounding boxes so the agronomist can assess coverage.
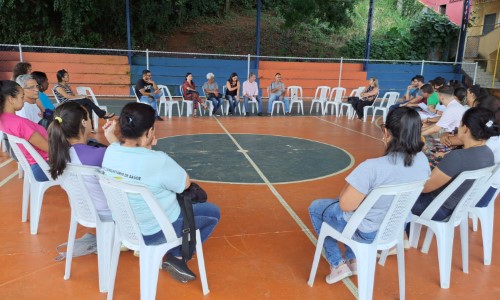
[225,0,230,15]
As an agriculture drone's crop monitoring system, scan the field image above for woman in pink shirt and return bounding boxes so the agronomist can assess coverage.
[0,80,49,181]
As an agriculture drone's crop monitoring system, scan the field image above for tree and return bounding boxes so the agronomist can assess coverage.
[280,0,361,29]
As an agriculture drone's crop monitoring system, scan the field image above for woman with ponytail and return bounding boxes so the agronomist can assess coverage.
[308,107,431,284]
[412,107,500,218]
[0,80,49,181]
[48,101,118,219]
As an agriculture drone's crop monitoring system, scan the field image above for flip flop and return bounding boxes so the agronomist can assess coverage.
[103,113,115,119]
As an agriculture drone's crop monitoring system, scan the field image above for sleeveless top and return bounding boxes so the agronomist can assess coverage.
[52,83,74,103]
[226,80,238,96]
[362,85,377,102]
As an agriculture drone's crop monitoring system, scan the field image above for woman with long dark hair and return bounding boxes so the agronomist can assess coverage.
[225,72,240,115]
[309,107,430,284]
[52,69,114,131]
[412,107,500,219]
[0,80,49,181]
[48,101,118,219]
[102,102,219,283]
[182,72,207,117]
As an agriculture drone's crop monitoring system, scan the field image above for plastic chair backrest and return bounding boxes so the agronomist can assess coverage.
[179,85,185,100]
[420,166,495,224]
[60,164,100,227]
[157,85,174,101]
[6,134,51,181]
[314,86,331,101]
[288,86,302,102]
[385,92,400,107]
[52,89,62,104]
[98,175,179,250]
[329,87,346,102]
[131,85,140,102]
[342,180,427,246]
[76,87,100,106]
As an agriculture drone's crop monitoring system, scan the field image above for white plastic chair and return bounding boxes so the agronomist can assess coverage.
[267,87,285,116]
[339,87,365,119]
[288,86,304,115]
[308,180,427,300]
[357,92,380,122]
[409,166,495,289]
[468,164,500,265]
[60,164,114,293]
[324,87,346,117]
[132,85,140,102]
[372,92,400,123]
[179,85,194,117]
[199,89,216,117]
[76,87,109,130]
[6,134,60,235]
[157,85,180,118]
[51,88,62,104]
[98,175,210,300]
[309,86,331,115]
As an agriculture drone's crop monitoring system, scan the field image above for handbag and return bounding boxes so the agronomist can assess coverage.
[176,182,207,261]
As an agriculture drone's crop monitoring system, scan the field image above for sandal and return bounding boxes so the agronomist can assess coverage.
[103,113,115,119]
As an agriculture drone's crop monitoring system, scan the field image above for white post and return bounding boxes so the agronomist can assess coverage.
[473,62,478,85]
[338,57,343,87]
[247,54,251,79]
[146,49,149,70]
[420,60,425,76]
[18,43,23,62]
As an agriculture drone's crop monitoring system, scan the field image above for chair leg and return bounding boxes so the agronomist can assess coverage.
[96,222,114,293]
[470,212,478,231]
[30,184,45,235]
[64,215,78,281]
[356,249,377,300]
[107,232,122,300]
[196,230,210,295]
[396,241,406,300]
[307,225,327,287]
[409,222,422,248]
[478,206,494,265]
[139,248,161,300]
[378,249,389,266]
[300,102,304,115]
[459,219,469,274]
[421,227,435,254]
[21,175,30,222]
[435,226,454,289]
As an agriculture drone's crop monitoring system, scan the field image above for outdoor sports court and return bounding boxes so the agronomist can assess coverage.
[1,114,499,299]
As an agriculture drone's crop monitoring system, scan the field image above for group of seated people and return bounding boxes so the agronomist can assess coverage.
[135,70,307,118]
[0,62,221,282]
[2,61,500,291]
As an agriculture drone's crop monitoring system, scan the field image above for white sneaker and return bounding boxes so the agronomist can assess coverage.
[326,263,352,284]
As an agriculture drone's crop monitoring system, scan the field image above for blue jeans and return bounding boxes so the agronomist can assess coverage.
[143,202,220,257]
[31,163,49,182]
[225,95,240,113]
[267,95,290,113]
[476,187,497,207]
[207,96,223,114]
[309,199,377,267]
[140,92,162,116]
[243,96,262,114]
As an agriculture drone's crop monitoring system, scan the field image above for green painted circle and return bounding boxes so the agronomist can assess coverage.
[155,134,353,184]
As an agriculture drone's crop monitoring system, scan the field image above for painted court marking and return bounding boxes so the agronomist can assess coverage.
[315,117,383,143]
[213,117,359,298]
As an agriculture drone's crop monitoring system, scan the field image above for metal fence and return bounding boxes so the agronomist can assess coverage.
[0,43,482,97]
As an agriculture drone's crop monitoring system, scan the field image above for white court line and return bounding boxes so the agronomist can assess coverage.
[0,158,13,169]
[315,117,383,142]
[0,170,19,187]
[213,117,359,298]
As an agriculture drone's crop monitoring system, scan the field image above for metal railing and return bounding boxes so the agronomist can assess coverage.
[0,43,482,96]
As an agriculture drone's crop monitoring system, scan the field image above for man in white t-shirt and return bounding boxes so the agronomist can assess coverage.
[15,74,43,124]
[242,73,263,116]
[422,85,465,136]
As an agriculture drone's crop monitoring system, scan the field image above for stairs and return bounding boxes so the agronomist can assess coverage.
[462,60,500,89]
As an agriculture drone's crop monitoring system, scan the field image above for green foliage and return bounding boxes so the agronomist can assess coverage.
[398,0,424,18]
[409,12,459,59]
[279,0,360,29]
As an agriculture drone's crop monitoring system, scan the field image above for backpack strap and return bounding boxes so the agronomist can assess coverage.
[177,193,197,262]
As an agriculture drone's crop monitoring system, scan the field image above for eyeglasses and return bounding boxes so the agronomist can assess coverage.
[25,85,39,90]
